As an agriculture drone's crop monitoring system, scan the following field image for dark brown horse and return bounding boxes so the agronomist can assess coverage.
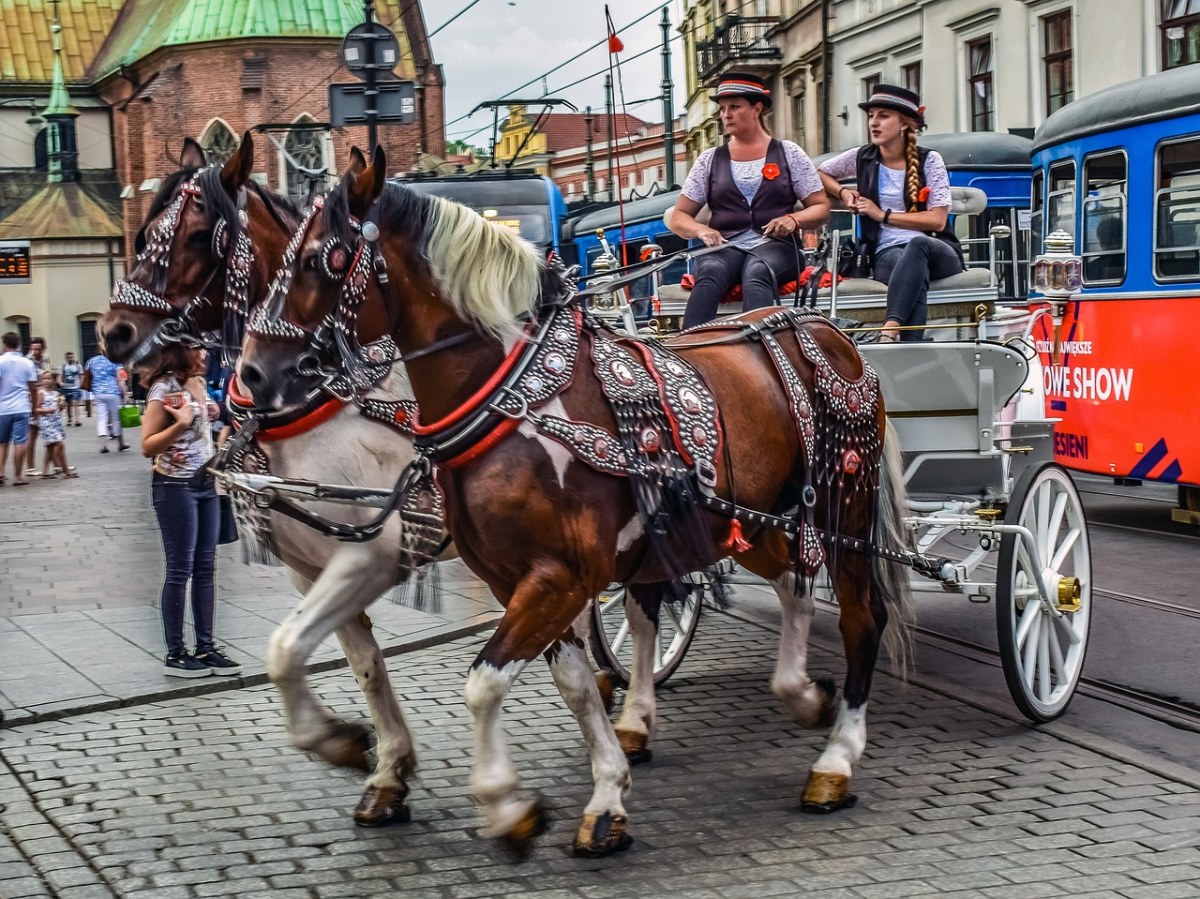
[97,136,434,827]
[238,147,912,858]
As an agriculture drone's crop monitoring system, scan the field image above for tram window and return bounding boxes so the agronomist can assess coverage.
[1155,138,1200,279]
[1082,152,1127,284]
[1047,161,1076,244]
[1030,170,1044,259]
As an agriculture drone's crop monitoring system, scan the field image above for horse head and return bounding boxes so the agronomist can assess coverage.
[239,145,544,414]
[99,132,298,370]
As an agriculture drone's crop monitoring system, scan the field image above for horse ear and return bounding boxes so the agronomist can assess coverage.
[347,146,367,175]
[348,146,387,215]
[219,132,255,192]
[180,138,207,169]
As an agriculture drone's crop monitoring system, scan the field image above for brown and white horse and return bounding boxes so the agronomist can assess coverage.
[98,136,432,826]
[238,148,913,858]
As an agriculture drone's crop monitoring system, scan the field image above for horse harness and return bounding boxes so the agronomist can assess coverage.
[111,170,254,367]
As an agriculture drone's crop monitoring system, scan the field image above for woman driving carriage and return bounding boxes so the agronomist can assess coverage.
[818,84,963,342]
[669,72,829,328]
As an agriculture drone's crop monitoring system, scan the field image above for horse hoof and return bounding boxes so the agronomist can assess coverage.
[321,720,373,773]
[814,678,839,728]
[800,771,858,814]
[595,669,618,715]
[615,729,653,766]
[572,812,634,857]
[353,786,412,828]
[496,802,548,862]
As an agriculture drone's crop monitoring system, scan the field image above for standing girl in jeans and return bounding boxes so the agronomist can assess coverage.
[818,84,963,342]
[141,344,241,678]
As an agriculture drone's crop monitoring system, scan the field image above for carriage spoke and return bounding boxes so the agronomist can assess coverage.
[653,627,663,668]
[1051,609,1083,646]
[597,592,626,619]
[1048,624,1068,681]
[1015,596,1041,647]
[1022,614,1042,682]
[1044,492,1068,560]
[662,602,685,634]
[1035,481,1052,550]
[1050,525,1082,572]
[609,619,630,654]
[1037,626,1052,702]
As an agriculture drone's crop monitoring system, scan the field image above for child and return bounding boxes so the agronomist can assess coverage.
[36,371,76,478]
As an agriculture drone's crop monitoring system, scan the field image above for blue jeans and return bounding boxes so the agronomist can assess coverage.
[683,239,802,329]
[872,236,963,342]
[152,471,219,655]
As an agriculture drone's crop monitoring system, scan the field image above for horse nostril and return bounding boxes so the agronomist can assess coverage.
[104,323,134,350]
[239,363,265,389]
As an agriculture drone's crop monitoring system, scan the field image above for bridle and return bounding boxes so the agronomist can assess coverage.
[248,192,397,402]
[112,170,253,368]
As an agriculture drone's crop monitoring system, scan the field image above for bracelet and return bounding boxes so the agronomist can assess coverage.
[839,187,852,202]
[882,209,892,225]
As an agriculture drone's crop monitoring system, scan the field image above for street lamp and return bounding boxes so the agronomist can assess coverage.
[0,97,45,129]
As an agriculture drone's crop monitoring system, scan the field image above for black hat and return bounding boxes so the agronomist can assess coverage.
[710,72,772,109]
[859,83,925,128]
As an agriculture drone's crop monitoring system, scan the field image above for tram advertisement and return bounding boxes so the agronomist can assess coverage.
[1032,300,1194,487]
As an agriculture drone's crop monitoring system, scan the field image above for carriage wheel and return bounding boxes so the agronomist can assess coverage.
[588,580,704,689]
[996,462,1092,722]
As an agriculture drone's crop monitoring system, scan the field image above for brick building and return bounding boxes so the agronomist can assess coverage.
[0,0,442,358]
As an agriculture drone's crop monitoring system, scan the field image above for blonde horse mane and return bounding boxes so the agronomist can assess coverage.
[422,194,543,338]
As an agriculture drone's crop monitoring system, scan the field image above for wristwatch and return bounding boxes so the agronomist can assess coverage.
[882,209,892,225]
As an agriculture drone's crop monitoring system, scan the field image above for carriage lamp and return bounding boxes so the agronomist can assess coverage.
[1032,229,1082,299]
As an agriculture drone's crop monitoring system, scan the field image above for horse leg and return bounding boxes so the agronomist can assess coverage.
[802,555,883,814]
[611,583,663,765]
[335,613,417,827]
[544,631,635,857]
[770,572,838,728]
[465,565,631,859]
[267,552,409,777]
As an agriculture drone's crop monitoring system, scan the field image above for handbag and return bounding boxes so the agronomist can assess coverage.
[118,404,141,429]
[81,369,93,392]
[217,494,240,545]
[836,236,873,280]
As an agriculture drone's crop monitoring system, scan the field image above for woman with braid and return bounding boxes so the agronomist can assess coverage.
[818,85,962,342]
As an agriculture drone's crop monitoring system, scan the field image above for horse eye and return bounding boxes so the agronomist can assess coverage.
[187,229,212,246]
[302,253,319,272]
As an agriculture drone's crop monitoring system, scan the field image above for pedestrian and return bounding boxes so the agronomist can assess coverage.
[667,72,829,328]
[60,351,84,426]
[0,331,38,487]
[141,343,241,678]
[24,337,48,475]
[83,351,130,453]
[817,84,963,342]
[35,370,75,479]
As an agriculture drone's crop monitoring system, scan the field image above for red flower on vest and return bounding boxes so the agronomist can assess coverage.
[761,163,780,181]
[917,186,931,203]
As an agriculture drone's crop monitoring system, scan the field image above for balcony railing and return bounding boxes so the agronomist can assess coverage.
[697,16,782,82]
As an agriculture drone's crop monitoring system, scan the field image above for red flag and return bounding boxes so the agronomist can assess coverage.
[608,31,624,53]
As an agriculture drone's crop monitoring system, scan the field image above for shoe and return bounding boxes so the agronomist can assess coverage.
[163,650,212,678]
[118,443,131,452]
[194,646,242,676]
[100,446,109,454]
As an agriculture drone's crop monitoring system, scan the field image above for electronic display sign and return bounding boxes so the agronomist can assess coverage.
[0,241,31,284]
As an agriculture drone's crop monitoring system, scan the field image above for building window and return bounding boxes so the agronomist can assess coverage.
[901,62,921,96]
[16,321,31,352]
[862,73,881,101]
[78,319,99,362]
[1081,151,1126,284]
[201,121,238,166]
[1043,12,1073,115]
[283,117,327,207]
[967,37,994,131]
[1162,0,1200,68]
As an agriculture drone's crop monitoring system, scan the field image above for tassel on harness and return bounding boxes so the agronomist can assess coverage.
[721,518,752,553]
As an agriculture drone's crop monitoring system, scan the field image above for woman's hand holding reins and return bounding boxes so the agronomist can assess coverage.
[696,227,725,247]
[852,195,885,222]
[763,215,802,239]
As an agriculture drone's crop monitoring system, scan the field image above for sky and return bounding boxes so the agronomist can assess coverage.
[425,0,688,151]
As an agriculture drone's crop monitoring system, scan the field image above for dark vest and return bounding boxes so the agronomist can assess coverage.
[706,140,797,236]
[855,144,962,258]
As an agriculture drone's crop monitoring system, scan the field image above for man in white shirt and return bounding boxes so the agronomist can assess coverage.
[0,331,38,486]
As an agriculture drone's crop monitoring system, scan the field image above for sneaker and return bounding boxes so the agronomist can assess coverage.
[194,646,242,676]
[99,446,109,454]
[118,443,131,452]
[163,650,212,678]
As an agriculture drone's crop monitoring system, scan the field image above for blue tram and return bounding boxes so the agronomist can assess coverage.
[1029,66,1200,516]
[397,170,568,258]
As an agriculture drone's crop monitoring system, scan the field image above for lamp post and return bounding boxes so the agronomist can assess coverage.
[0,97,45,128]
[1031,229,1082,306]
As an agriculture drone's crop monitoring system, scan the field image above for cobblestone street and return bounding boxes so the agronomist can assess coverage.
[4,605,1200,898]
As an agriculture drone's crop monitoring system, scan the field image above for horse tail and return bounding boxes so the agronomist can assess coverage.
[874,419,914,677]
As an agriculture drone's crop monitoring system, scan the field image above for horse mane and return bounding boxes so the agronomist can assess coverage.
[323,179,543,338]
